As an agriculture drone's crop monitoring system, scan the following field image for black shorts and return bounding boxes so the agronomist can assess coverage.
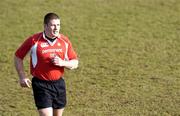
[32,77,66,110]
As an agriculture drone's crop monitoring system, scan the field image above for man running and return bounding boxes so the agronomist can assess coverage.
[14,12,78,116]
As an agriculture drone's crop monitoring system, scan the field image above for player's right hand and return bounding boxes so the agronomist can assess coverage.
[19,78,31,88]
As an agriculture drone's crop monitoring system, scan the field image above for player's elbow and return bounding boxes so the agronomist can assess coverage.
[70,60,79,70]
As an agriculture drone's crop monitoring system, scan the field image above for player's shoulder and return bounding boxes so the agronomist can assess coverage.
[32,32,43,39]
[28,32,43,42]
[59,34,71,43]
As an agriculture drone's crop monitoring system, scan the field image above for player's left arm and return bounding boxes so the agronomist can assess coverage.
[53,56,78,69]
[67,59,78,69]
[53,36,78,69]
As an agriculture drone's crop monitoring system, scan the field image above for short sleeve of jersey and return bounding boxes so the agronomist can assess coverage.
[15,36,33,59]
[67,40,78,60]
[63,36,78,60]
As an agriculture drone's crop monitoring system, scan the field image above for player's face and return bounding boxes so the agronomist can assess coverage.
[44,19,60,38]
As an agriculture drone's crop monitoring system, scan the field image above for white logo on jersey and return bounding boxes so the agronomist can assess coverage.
[57,43,61,46]
[42,49,63,54]
[41,43,49,48]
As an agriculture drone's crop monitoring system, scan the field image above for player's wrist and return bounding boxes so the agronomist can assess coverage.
[19,76,27,80]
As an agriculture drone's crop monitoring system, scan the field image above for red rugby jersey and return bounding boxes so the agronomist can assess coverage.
[15,32,78,80]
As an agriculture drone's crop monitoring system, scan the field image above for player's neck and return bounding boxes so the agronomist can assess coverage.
[44,32,56,42]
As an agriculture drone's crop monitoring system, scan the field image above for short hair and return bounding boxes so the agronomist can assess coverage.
[44,13,60,24]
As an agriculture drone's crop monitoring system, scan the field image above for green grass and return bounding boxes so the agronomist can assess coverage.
[0,0,180,115]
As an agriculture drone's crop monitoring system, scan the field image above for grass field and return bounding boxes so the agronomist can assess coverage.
[0,0,180,115]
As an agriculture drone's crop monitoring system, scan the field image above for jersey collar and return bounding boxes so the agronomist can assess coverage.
[43,32,60,46]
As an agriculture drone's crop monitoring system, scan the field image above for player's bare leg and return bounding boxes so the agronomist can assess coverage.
[53,108,64,116]
[38,107,53,116]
